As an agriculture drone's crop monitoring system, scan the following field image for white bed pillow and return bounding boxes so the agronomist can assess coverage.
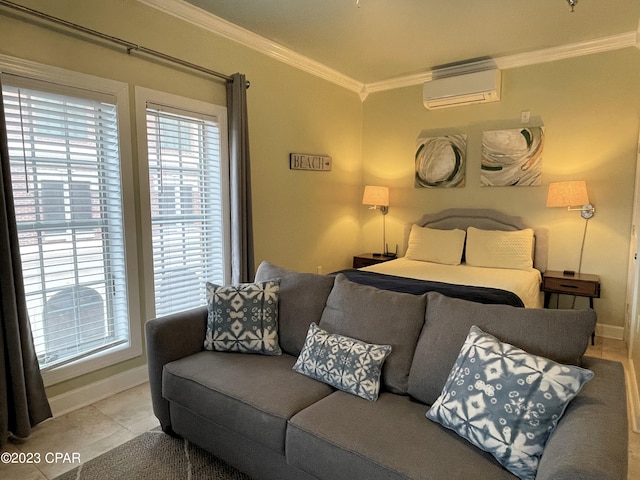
[405,225,466,265]
[465,226,534,271]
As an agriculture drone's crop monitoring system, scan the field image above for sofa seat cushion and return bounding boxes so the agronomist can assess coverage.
[163,351,334,454]
[286,391,517,480]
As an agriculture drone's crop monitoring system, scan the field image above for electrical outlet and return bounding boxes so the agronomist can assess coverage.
[520,110,530,124]
[317,266,323,274]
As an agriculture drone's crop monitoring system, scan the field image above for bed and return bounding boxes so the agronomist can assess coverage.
[343,208,546,308]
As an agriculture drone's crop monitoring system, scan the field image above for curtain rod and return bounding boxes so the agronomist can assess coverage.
[0,0,236,84]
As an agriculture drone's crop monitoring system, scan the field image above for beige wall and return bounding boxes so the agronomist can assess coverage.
[0,0,363,398]
[3,0,640,403]
[362,49,640,336]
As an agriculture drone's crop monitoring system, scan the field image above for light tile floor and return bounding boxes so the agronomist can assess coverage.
[1,337,638,480]
[0,383,159,480]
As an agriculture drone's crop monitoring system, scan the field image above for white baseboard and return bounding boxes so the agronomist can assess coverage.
[596,323,624,340]
[626,359,640,433]
[47,364,149,417]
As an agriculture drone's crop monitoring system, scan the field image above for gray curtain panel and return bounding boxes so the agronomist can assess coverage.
[0,80,52,448]
[226,73,255,283]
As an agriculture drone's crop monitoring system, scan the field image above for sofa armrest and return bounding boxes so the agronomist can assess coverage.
[145,306,208,432]
[535,356,628,480]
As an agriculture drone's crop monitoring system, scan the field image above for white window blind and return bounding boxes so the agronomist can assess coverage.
[145,103,226,317]
[2,80,129,371]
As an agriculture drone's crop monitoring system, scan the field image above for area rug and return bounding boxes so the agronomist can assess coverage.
[53,429,253,480]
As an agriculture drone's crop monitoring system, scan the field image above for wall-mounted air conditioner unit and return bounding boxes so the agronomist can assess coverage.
[423,69,502,110]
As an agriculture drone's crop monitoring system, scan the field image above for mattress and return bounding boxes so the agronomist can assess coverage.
[360,257,542,308]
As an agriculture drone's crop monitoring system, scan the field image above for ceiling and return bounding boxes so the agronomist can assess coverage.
[137,0,640,95]
[150,0,640,93]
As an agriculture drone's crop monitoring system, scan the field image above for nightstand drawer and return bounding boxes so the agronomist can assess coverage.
[353,253,394,269]
[353,257,374,268]
[542,276,600,297]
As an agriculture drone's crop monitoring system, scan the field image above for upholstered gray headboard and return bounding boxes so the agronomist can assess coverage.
[407,208,548,272]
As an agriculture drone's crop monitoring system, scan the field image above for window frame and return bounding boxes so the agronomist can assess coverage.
[134,86,231,320]
[0,54,142,387]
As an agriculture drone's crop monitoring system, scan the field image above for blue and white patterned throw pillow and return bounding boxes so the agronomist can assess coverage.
[426,325,593,480]
[293,323,392,401]
[205,280,281,355]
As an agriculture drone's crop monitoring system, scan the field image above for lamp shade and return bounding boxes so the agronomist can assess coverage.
[362,185,389,207]
[546,181,589,207]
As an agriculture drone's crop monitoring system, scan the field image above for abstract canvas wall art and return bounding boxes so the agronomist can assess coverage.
[415,134,467,188]
[480,127,544,186]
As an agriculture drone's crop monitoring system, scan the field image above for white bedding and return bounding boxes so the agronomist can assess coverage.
[359,257,543,308]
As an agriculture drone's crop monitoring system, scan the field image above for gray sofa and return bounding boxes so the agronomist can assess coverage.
[146,261,628,480]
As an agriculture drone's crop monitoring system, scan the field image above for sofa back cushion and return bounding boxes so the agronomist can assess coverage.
[255,261,335,356]
[408,292,596,406]
[319,274,427,394]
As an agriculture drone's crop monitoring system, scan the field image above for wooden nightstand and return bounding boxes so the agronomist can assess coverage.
[541,270,601,309]
[352,253,396,269]
[541,270,600,344]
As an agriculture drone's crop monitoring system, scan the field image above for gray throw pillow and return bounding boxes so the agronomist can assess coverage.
[293,322,392,401]
[255,261,335,356]
[204,280,281,355]
[319,274,427,394]
[426,325,593,480]
[408,292,596,406]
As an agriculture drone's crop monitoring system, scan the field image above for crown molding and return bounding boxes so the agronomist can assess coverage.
[139,0,639,101]
[364,31,639,97]
[137,0,365,97]
[495,31,638,70]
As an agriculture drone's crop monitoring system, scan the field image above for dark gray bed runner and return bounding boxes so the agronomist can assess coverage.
[333,269,524,307]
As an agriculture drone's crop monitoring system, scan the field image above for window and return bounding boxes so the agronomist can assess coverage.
[136,88,229,318]
[1,59,140,386]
